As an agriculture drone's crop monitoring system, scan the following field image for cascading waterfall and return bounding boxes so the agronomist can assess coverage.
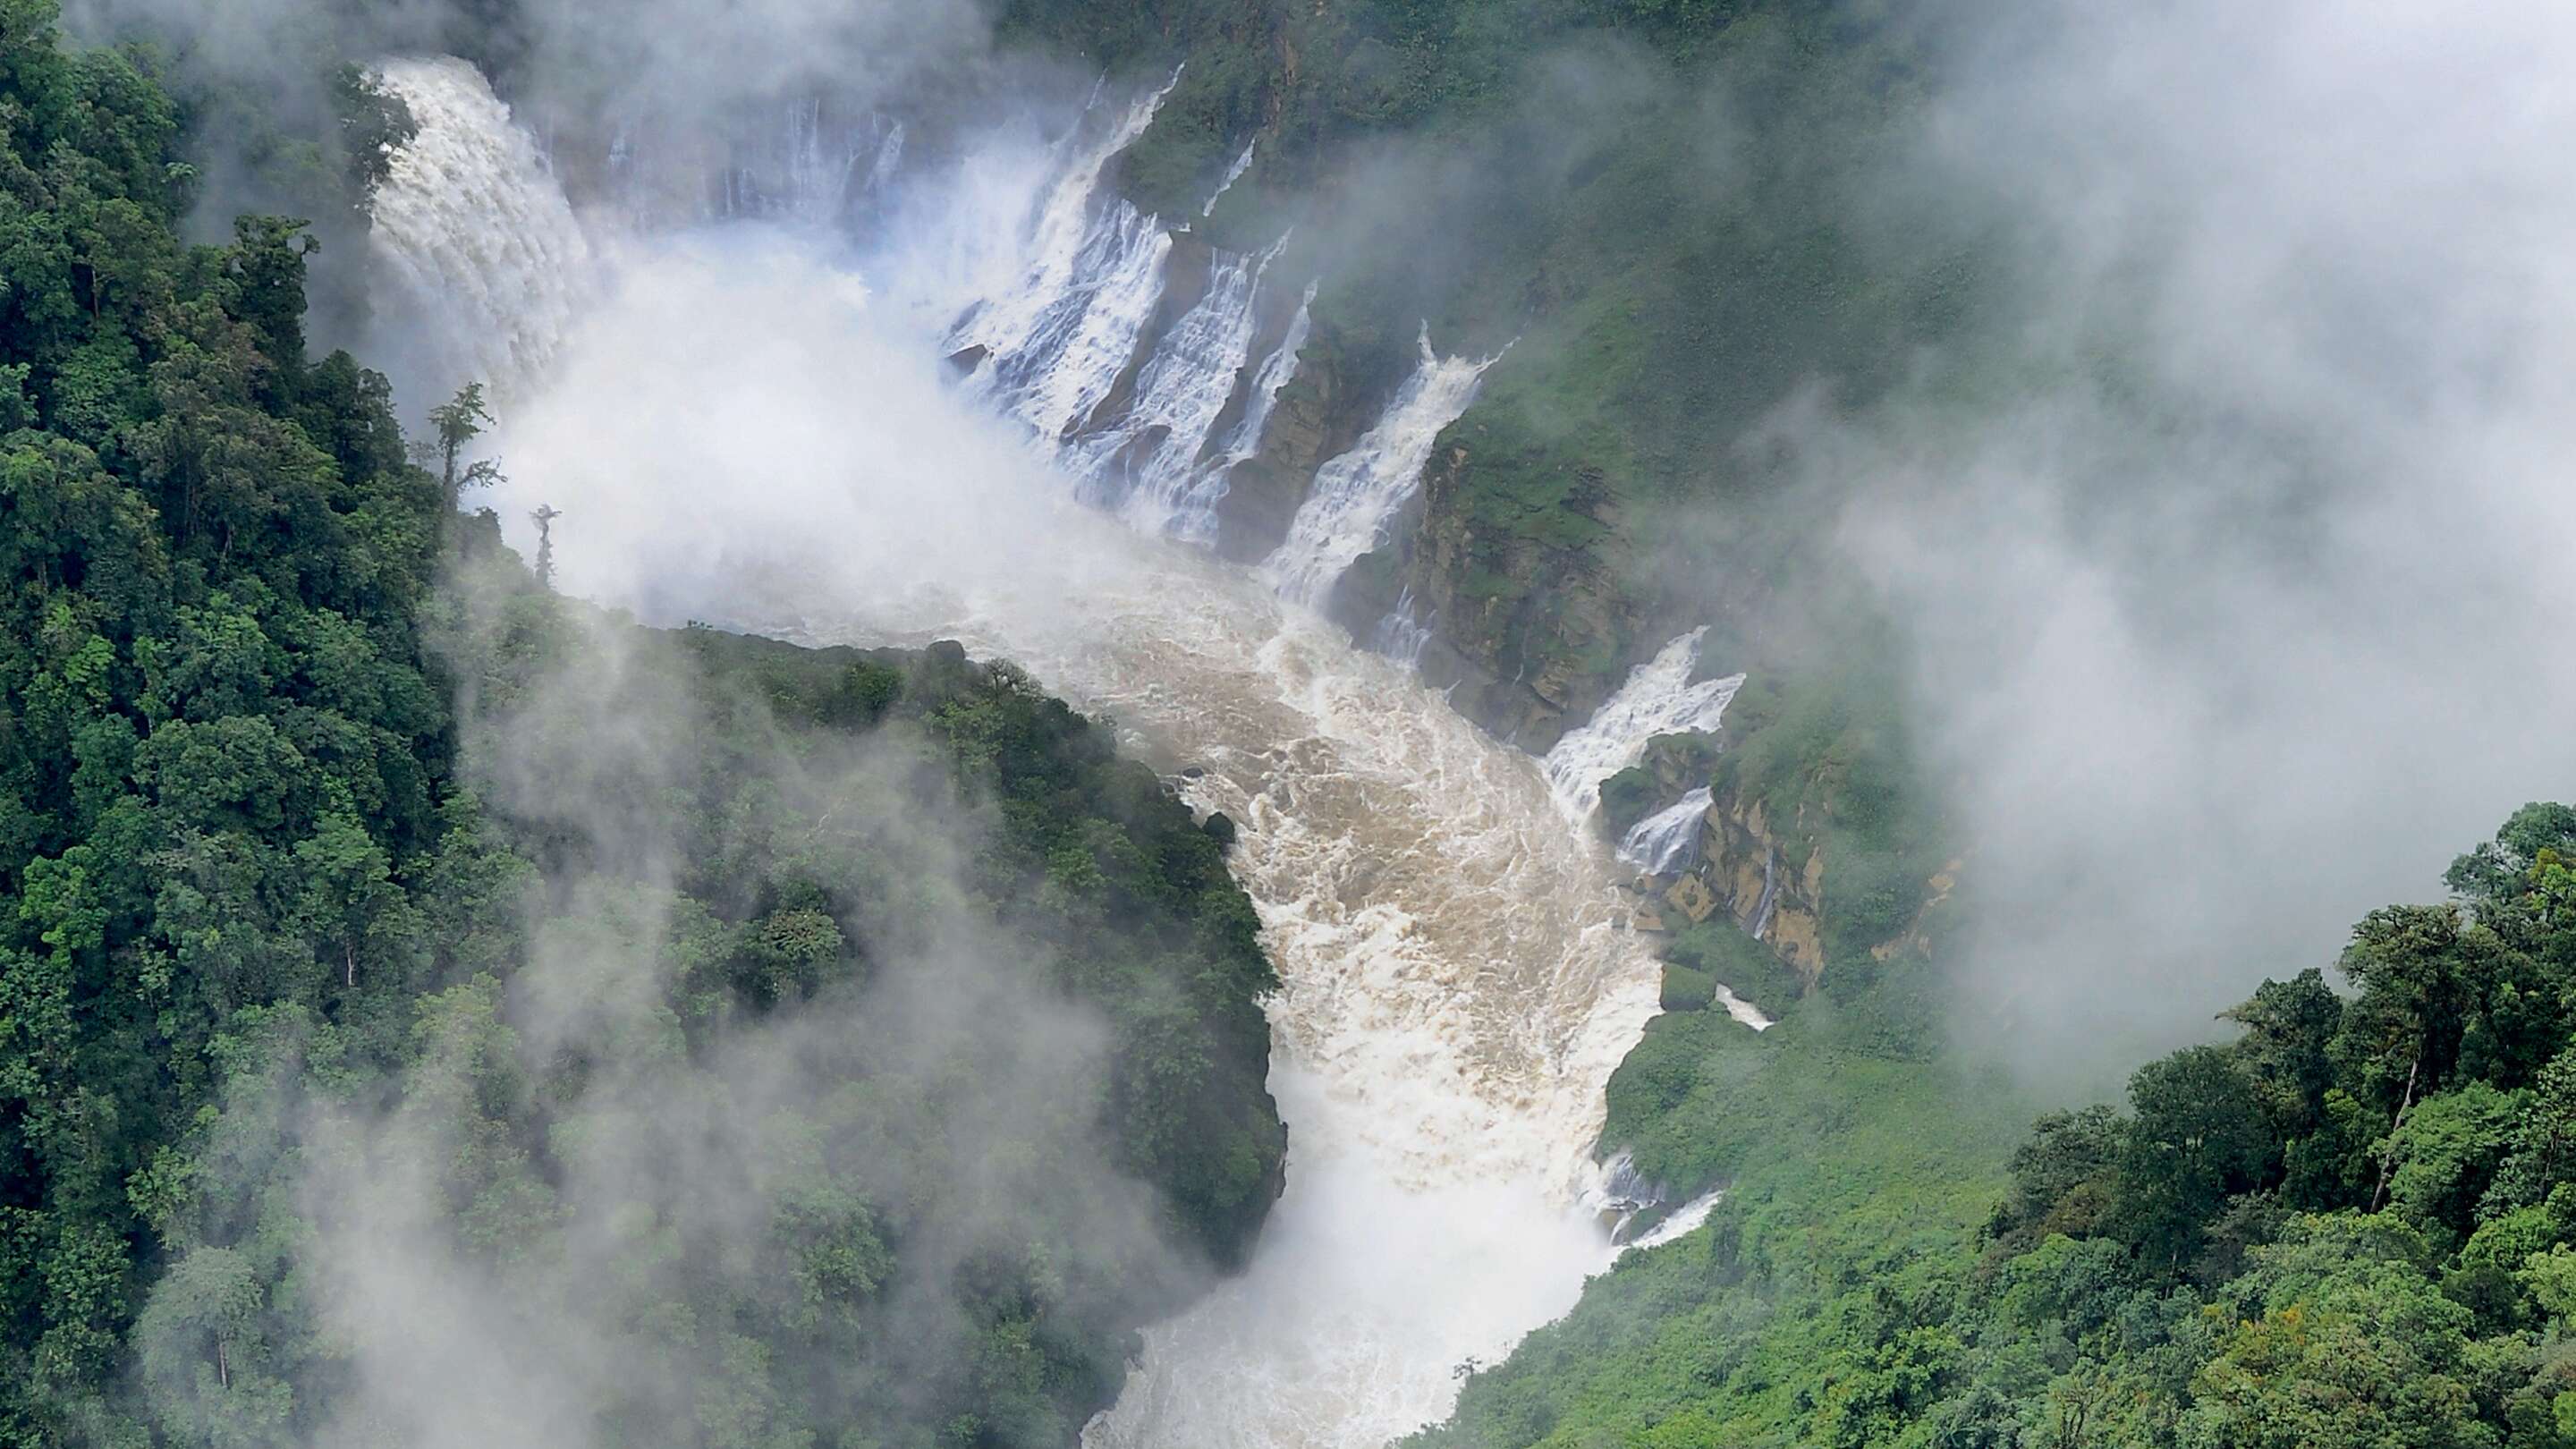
[1550,654,1774,1035]
[1203,140,1256,216]
[936,81,1295,535]
[1541,628,1746,820]
[975,201,1174,444]
[950,74,1181,445]
[367,57,597,404]
[1072,237,1290,536]
[366,57,1763,1449]
[863,122,906,199]
[1624,1190,1725,1252]
[1188,277,1317,520]
[1369,586,1435,671]
[711,98,905,227]
[1750,844,1781,942]
[1617,785,1712,876]
[1266,329,1497,606]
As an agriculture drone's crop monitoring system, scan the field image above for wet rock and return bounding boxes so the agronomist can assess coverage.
[1695,792,1826,983]
[1074,231,1216,436]
[1662,874,1719,925]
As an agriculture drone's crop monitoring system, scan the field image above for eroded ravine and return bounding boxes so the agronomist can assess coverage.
[367,57,1759,1448]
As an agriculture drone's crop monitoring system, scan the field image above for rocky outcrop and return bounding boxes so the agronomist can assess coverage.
[1869,857,1962,966]
[1627,769,1958,1001]
[1694,790,1827,984]
[1212,308,1378,564]
[1315,442,1645,748]
[1076,232,1217,438]
[1214,374,1335,562]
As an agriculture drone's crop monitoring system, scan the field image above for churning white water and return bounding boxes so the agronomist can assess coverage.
[950,74,1180,445]
[1073,237,1290,537]
[1619,785,1713,876]
[368,60,1756,1449]
[1543,628,1746,820]
[1267,330,1498,607]
[366,58,596,405]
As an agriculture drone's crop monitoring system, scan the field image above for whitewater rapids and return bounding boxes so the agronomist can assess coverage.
[365,57,1751,1449]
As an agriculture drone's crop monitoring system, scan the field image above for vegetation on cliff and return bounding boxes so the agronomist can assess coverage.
[0,9,1284,1441]
[1001,0,1987,749]
[1410,807,2576,1449]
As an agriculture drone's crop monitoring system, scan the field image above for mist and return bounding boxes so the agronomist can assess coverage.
[92,0,2576,1436]
[131,589,1233,1445]
[357,62,1700,1436]
[1811,0,2576,1079]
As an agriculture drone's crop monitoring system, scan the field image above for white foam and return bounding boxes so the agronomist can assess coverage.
[1266,329,1496,607]
[1543,630,1744,820]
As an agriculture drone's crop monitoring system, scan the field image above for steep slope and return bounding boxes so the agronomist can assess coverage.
[0,11,1284,1442]
[1418,808,2576,1449]
[997,0,1984,749]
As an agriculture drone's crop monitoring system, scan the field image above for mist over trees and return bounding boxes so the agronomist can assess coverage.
[11,0,2576,1444]
[0,7,1283,1441]
[1419,808,2576,1448]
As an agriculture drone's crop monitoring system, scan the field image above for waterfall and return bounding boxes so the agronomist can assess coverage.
[862,122,906,200]
[970,201,1173,445]
[369,57,1758,1449]
[1623,1189,1724,1252]
[1617,786,1712,876]
[1542,629,1744,820]
[1370,585,1435,671]
[1750,843,1781,942]
[713,96,870,224]
[1191,277,1316,519]
[366,57,597,405]
[1203,140,1256,216]
[784,73,1314,561]
[950,74,1181,445]
[1071,236,1289,536]
[1266,329,1496,607]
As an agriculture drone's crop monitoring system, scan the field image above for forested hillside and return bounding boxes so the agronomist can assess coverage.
[1411,807,2576,1447]
[0,7,1284,1442]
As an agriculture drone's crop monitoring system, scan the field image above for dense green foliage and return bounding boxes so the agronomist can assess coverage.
[116,604,1284,1449]
[0,9,1283,1442]
[1418,806,2576,1448]
[1,9,451,1428]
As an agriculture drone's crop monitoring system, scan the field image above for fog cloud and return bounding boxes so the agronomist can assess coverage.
[1823,0,2576,1079]
[136,598,1207,1444]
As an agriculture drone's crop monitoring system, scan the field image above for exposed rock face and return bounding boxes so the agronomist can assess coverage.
[1214,392,1332,561]
[1629,775,1955,997]
[1212,310,1373,564]
[1870,857,1962,966]
[1697,791,1827,984]
[1311,442,1642,748]
[1077,231,1218,438]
